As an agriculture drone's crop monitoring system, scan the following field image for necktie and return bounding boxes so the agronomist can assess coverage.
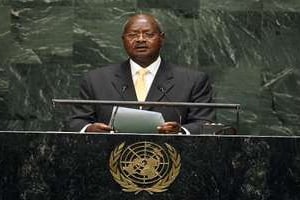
[135,68,149,101]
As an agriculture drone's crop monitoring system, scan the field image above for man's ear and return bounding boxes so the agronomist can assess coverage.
[160,32,165,44]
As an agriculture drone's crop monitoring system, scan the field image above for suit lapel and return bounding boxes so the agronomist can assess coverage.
[145,60,174,109]
[111,60,137,101]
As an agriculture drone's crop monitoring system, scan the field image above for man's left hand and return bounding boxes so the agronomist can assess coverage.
[157,122,181,134]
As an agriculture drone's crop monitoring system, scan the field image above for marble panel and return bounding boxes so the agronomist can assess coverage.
[184,9,263,134]
[73,5,133,67]
[200,0,263,11]
[0,0,9,5]
[10,5,73,64]
[0,6,11,64]
[0,8,11,127]
[75,0,136,7]
[263,0,300,11]
[138,0,199,9]
[259,11,300,135]
[0,6,10,33]
[0,65,9,122]
[0,6,42,64]
[137,0,199,17]
[10,0,73,7]
[0,64,75,130]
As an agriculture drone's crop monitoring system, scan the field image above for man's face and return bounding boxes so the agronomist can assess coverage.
[122,15,165,66]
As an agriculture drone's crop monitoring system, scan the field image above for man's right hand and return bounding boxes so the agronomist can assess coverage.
[86,123,113,133]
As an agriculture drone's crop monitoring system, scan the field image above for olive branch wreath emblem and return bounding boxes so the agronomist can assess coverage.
[109,142,181,195]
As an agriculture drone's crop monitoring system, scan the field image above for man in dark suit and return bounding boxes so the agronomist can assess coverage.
[69,13,215,134]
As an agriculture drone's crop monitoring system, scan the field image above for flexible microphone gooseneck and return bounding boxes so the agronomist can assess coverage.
[157,86,182,126]
[121,85,128,98]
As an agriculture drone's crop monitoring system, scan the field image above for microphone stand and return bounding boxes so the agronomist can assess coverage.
[52,99,240,109]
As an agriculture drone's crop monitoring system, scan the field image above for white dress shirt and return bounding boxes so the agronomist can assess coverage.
[130,56,161,98]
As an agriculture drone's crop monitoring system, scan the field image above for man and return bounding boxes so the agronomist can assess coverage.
[69,13,215,134]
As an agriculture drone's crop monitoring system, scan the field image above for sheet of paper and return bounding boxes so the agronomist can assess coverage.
[109,106,165,133]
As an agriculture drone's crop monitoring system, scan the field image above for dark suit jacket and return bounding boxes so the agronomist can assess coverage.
[69,59,215,134]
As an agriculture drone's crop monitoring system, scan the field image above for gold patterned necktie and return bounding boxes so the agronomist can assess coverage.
[135,68,149,101]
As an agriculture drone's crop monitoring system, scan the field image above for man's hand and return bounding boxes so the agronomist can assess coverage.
[157,122,181,134]
[86,123,113,133]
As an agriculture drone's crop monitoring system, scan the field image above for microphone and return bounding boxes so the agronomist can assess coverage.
[120,85,128,100]
[157,86,182,126]
[121,85,128,93]
[111,83,128,100]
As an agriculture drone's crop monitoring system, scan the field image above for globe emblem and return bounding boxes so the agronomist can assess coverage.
[119,141,170,185]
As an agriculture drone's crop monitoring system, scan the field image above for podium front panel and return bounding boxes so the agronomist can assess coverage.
[0,132,299,200]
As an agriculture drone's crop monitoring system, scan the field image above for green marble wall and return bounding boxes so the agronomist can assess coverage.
[0,0,299,135]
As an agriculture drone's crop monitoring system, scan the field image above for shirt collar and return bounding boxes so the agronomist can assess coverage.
[130,56,161,76]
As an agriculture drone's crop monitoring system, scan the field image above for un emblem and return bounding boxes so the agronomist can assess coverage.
[109,141,181,194]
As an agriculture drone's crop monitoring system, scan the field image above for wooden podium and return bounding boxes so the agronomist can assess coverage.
[0,131,299,199]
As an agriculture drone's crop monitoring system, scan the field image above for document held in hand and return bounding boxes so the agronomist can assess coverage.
[109,106,165,133]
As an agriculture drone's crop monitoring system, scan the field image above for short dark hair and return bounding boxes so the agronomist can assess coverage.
[122,13,164,35]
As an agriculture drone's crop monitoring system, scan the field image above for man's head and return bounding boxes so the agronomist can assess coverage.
[122,14,165,67]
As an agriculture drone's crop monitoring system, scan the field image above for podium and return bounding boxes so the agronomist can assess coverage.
[1,131,300,199]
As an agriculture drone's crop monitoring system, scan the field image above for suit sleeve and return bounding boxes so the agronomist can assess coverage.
[183,73,216,134]
[67,74,97,132]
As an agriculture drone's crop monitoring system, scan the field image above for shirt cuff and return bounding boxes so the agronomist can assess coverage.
[80,123,91,133]
[179,126,190,135]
